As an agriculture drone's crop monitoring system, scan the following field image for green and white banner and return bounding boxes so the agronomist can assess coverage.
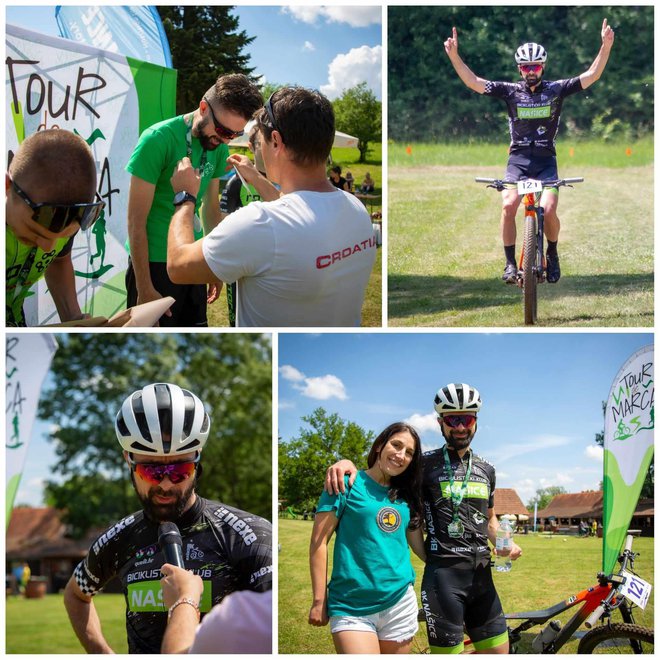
[602,344,654,574]
[6,24,176,325]
[6,334,58,524]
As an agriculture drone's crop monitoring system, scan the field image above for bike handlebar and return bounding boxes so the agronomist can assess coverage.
[475,177,584,190]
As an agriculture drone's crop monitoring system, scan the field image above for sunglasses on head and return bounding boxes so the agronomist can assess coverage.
[11,178,104,233]
[129,454,200,485]
[203,96,244,140]
[520,64,543,74]
[442,414,477,429]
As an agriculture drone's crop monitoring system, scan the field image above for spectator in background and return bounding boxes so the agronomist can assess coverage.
[329,165,350,191]
[360,172,375,193]
[345,170,355,192]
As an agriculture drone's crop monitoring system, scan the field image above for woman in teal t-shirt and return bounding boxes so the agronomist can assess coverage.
[309,422,425,653]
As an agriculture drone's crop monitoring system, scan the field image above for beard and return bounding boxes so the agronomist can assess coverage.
[136,476,197,522]
[443,427,476,451]
[524,73,541,87]
[194,115,222,151]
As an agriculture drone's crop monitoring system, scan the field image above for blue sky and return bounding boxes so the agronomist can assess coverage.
[6,5,382,99]
[278,333,653,506]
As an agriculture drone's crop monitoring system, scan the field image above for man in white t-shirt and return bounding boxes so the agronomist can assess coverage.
[166,86,377,327]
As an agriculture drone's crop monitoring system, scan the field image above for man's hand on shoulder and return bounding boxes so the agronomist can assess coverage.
[171,157,201,198]
[324,460,358,495]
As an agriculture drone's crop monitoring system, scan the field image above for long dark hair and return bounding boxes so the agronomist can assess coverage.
[367,422,424,529]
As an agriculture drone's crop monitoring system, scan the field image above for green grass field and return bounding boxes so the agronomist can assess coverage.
[388,139,653,327]
[6,593,128,653]
[208,142,383,327]
[278,519,654,654]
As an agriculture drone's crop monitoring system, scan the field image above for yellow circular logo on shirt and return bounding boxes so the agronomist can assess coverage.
[376,507,401,533]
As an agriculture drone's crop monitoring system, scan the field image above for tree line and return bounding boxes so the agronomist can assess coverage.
[389,6,653,142]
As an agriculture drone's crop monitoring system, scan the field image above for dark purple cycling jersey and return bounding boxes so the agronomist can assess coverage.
[484,77,583,156]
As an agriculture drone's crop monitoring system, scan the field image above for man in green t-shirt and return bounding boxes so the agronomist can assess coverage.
[6,129,103,326]
[125,73,263,327]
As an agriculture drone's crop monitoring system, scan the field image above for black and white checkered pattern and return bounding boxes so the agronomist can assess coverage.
[73,561,100,596]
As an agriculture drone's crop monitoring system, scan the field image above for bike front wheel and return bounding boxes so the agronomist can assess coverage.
[522,214,537,325]
[577,623,654,654]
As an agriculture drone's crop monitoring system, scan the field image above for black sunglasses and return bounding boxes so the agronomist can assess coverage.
[11,178,104,233]
[203,96,244,140]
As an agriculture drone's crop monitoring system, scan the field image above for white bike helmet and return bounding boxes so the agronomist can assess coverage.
[515,42,547,65]
[434,383,482,415]
[115,383,210,456]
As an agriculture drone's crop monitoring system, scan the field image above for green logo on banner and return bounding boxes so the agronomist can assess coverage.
[517,105,551,119]
[127,580,212,612]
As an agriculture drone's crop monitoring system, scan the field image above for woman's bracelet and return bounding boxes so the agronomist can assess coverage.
[168,597,200,621]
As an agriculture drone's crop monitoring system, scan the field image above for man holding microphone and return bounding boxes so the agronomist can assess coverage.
[63,383,272,653]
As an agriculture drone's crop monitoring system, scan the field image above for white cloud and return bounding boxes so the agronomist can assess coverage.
[284,6,381,28]
[585,444,604,461]
[303,40,315,52]
[404,412,441,434]
[299,375,348,400]
[320,45,382,100]
[279,365,305,382]
[280,365,348,401]
[278,400,295,410]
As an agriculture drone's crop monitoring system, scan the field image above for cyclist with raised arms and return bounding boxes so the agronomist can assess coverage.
[444,20,614,284]
[326,383,522,653]
[63,382,272,654]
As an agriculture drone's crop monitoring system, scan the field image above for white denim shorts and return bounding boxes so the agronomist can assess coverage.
[330,584,419,642]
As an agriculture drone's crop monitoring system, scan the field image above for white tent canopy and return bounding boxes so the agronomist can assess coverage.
[228,120,358,149]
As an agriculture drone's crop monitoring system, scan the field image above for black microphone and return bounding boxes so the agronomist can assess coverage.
[158,522,185,568]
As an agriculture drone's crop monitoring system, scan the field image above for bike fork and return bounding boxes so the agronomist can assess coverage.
[536,204,545,282]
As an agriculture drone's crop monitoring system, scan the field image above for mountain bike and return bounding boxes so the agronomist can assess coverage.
[415,532,653,653]
[475,177,583,325]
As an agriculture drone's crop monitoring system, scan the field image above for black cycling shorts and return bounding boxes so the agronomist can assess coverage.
[505,152,558,185]
[125,259,208,327]
[420,561,507,653]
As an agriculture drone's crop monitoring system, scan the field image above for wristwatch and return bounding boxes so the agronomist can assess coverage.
[173,191,197,207]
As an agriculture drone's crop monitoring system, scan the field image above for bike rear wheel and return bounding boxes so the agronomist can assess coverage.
[577,623,654,654]
[522,214,537,325]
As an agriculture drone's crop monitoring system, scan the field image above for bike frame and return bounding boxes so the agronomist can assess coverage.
[506,581,627,652]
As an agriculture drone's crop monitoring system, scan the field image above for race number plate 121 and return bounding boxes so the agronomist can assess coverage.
[517,179,543,194]
[621,570,652,609]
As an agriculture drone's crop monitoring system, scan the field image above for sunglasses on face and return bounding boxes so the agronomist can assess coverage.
[520,64,543,74]
[129,455,200,485]
[203,97,244,140]
[11,178,104,233]
[442,414,477,429]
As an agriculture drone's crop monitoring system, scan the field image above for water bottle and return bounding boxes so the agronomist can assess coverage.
[495,518,513,572]
[532,620,562,652]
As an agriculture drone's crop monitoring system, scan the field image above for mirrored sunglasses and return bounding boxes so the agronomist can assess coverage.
[129,456,200,485]
[442,414,477,429]
[11,178,104,233]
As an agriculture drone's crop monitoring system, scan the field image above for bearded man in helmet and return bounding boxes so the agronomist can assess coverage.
[326,383,521,653]
[444,20,615,284]
[63,383,272,654]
